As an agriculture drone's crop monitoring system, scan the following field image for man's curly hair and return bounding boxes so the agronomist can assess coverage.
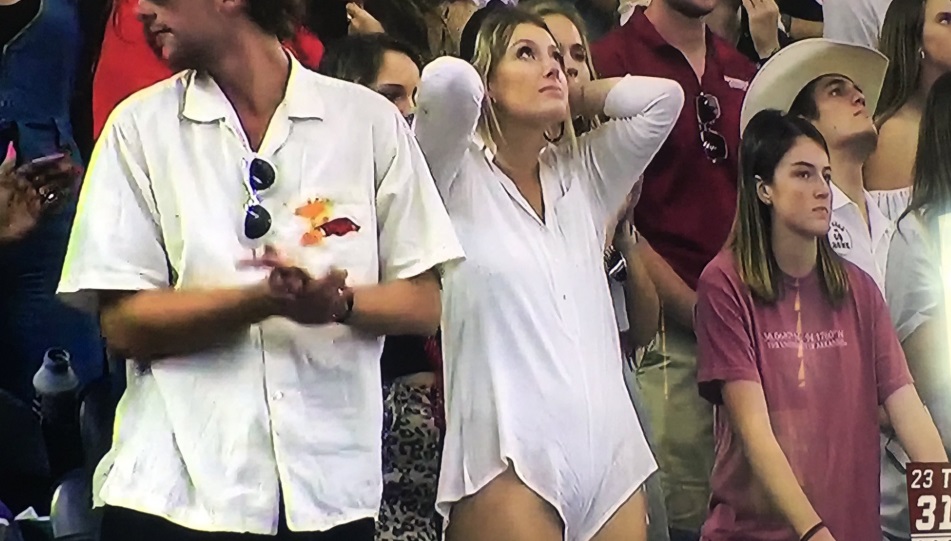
[245,0,307,40]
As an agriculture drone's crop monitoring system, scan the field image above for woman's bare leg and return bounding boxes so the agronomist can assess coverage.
[445,466,564,541]
[589,489,649,541]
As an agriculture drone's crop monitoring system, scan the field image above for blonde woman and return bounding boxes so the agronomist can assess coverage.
[518,5,668,540]
[521,0,659,349]
[414,7,684,541]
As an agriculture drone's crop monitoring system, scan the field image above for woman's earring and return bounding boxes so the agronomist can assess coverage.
[920,48,926,60]
[544,121,565,144]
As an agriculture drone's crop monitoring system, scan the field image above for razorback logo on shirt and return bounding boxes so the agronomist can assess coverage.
[295,198,361,246]
[829,220,853,254]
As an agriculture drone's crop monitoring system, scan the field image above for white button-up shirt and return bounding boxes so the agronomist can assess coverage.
[828,183,891,295]
[58,57,463,534]
[415,58,682,536]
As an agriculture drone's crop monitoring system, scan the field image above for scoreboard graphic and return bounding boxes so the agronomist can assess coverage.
[908,463,951,540]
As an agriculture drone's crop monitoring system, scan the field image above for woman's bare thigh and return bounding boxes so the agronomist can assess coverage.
[588,489,648,541]
[445,466,564,541]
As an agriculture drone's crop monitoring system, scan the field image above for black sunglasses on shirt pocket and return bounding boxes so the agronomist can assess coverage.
[242,157,276,240]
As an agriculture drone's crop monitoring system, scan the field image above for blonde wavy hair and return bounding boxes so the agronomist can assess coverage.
[470,8,576,153]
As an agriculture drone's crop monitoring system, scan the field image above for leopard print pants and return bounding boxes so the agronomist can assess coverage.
[378,376,443,541]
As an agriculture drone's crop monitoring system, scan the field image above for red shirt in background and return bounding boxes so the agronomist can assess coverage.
[694,251,912,541]
[92,0,323,139]
[591,8,756,290]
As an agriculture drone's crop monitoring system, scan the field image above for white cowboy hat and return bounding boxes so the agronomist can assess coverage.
[739,38,889,135]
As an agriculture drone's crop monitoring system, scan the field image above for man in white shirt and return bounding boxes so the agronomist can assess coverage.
[57,1,463,540]
[740,38,906,541]
[824,0,892,49]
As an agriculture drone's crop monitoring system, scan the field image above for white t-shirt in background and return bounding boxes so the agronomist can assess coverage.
[823,0,892,49]
[880,213,943,539]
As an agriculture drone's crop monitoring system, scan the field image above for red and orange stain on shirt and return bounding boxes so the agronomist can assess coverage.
[295,198,360,246]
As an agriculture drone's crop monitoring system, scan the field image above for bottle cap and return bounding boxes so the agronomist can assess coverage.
[33,348,80,395]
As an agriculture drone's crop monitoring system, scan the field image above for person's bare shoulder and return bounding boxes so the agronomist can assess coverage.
[865,112,919,192]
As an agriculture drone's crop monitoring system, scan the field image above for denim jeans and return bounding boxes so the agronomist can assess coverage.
[0,200,104,403]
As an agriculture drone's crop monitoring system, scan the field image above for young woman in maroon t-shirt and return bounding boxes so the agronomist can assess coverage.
[694,109,947,541]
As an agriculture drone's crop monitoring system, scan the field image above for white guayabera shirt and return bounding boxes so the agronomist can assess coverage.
[58,56,464,534]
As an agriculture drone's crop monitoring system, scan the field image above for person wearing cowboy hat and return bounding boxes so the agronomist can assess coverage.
[739,37,931,541]
[741,38,892,296]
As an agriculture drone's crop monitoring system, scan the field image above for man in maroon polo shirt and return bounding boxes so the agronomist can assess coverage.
[592,2,756,538]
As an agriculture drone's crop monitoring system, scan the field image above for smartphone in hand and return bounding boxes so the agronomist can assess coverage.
[28,153,68,166]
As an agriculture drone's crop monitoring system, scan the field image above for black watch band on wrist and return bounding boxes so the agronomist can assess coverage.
[800,522,826,541]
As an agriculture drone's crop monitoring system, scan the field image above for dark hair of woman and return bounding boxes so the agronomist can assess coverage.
[361,0,451,61]
[875,0,927,123]
[459,0,506,61]
[732,109,850,305]
[317,33,422,86]
[898,71,951,233]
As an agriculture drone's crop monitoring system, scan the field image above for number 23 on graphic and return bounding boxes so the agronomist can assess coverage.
[908,463,951,539]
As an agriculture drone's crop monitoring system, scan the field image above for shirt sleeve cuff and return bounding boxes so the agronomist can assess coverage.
[57,274,166,314]
[879,377,915,406]
[383,245,466,283]
[896,311,933,343]
[698,368,763,405]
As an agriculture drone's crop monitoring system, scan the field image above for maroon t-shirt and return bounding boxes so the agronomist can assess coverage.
[695,251,913,541]
[591,8,757,290]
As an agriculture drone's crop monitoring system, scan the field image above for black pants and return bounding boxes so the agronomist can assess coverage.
[100,506,375,541]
